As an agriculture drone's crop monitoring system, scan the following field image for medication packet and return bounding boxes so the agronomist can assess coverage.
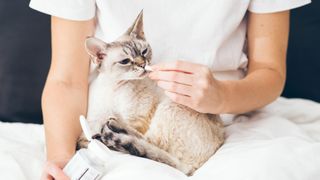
[63,116,112,180]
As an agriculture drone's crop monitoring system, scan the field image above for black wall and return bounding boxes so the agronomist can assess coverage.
[0,1,51,123]
[282,1,320,102]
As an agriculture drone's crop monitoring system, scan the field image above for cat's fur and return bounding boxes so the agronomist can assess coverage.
[77,11,224,175]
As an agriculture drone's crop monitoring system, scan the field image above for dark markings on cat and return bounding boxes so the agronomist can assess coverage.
[104,132,113,140]
[132,41,141,56]
[122,46,130,56]
[121,142,143,157]
[114,139,121,146]
[108,146,118,151]
[92,134,102,141]
[107,122,128,134]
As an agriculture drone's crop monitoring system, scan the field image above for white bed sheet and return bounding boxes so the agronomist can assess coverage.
[0,97,320,180]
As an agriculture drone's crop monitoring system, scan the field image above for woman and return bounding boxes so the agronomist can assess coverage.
[29,0,310,179]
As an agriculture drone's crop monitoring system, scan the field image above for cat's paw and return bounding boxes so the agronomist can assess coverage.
[106,117,144,138]
[100,122,128,151]
[106,117,129,134]
[76,134,89,149]
[92,133,102,141]
[100,124,146,157]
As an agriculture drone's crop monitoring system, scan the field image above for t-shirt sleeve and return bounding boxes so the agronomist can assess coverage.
[249,0,311,13]
[29,0,96,21]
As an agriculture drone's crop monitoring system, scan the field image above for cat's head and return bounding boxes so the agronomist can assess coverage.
[85,10,152,81]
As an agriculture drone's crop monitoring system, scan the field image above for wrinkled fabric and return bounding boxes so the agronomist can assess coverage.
[1,97,319,180]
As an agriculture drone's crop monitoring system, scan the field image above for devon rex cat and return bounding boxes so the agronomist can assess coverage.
[78,11,224,175]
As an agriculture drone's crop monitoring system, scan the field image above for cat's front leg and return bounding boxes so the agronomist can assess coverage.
[97,122,193,175]
[106,117,144,139]
[76,133,89,149]
[93,121,146,156]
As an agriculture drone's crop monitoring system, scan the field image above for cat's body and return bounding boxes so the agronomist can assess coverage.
[78,11,224,175]
[87,74,158,135]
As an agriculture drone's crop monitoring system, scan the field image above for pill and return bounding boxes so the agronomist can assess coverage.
[145,65,153,72]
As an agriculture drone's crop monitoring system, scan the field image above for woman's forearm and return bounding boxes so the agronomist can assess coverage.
[42,16,94,162]
[220,67,285,114]
[219,11,289,114]
[42,80,88,161]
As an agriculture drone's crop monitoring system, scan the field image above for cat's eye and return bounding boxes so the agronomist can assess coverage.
[141,48,148,56]
[118,58,131,65]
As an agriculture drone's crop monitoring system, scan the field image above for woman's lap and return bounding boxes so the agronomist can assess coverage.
[193,97,320,180]
[1,97,319,180]
[99,98,320,180]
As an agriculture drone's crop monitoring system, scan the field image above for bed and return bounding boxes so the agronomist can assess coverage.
[1,97,319,180]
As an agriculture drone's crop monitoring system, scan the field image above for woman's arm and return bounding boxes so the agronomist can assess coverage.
[149,11,289,114]
[220,11,289,113]
[42,17,94,163]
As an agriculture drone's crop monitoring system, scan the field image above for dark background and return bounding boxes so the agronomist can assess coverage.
[283,1,320,102]
[0,1,319,124]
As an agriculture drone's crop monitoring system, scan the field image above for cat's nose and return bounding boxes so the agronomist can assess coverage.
[134,56,146,68]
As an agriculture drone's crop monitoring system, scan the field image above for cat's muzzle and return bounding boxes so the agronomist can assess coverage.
[134,56,146,68]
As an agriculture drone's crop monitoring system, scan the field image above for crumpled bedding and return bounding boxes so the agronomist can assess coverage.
[0,97,320,180]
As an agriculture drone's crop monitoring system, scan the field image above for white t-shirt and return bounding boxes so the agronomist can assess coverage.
[30,0,310,80]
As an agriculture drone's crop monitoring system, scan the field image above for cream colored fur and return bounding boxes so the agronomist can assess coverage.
[78,11,224,175]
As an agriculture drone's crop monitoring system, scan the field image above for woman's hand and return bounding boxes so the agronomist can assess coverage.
[149,61,226,114]
[41,160,70,180]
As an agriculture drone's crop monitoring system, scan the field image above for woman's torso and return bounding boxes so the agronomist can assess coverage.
[94,0,251,80]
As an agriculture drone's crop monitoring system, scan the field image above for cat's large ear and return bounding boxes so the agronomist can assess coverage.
[85,37,108,65]
[125,10,145,40]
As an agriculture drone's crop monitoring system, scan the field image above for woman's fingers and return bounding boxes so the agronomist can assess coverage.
[164,91,191,106]
[41,172,53,180]
[151,60,202,73]
[44,162,69,180]
[157,81,192,96]
[41,162,53,180]
[149,71,194,86]
[149,60,223,113]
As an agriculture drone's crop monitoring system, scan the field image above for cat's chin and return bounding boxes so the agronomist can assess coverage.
[120,70,149,81]
[137,71,149,79]
[129,71,149,80]
[121,74,148,81]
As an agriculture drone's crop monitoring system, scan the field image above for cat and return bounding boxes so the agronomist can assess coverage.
[77,10,225,176]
